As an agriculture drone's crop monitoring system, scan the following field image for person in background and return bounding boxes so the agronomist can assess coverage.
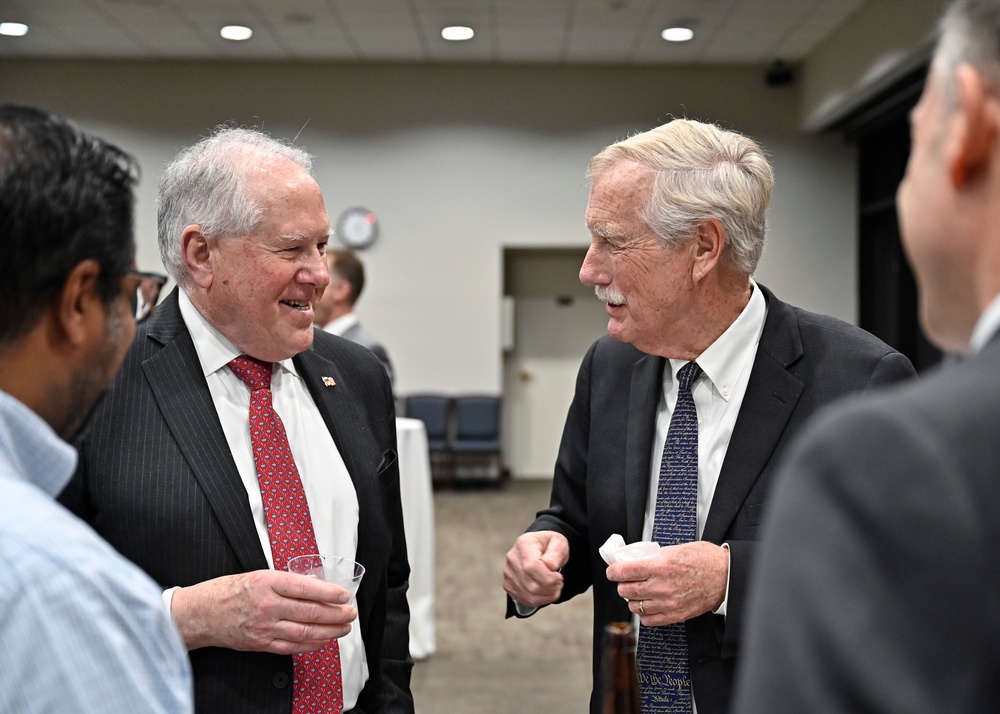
[314,248,395,385]
[502,118,916,714]
[735,1,1000,710]
[60,125,413,713]
[0,104,192,711]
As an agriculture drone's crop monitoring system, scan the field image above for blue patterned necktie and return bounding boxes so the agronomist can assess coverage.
[636,361,702,713]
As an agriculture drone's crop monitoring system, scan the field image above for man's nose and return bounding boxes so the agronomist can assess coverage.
[579,245,608,286]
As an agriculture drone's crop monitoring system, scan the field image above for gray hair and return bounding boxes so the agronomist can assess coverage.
[934,0,1000,104]
[157,125,314,285]
[587,118,774,276]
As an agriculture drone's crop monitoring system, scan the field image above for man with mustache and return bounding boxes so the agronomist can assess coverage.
[503,118,916,714]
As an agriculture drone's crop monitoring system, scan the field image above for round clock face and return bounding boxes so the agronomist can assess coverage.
[335,207,379,249]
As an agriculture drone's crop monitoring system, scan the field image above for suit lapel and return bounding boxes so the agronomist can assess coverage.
[702,285,804,542]
[625,353,666,542]
[143,291,269,572]
[293,347,383,572]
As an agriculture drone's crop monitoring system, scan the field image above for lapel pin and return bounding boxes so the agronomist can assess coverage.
[321,376,337,387]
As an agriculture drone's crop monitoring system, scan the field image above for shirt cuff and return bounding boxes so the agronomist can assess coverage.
[513,600,538,617]
[162,585,180,619]
[711,542,731,618]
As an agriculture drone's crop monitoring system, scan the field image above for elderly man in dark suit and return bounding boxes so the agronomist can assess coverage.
[735,1,1000,711]
[61,127,413,713]
[502,118,916,714]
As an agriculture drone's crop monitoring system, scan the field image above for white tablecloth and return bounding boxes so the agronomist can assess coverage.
[395,417,436,659]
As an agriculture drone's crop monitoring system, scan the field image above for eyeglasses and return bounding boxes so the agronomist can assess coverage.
[123,269,168,323]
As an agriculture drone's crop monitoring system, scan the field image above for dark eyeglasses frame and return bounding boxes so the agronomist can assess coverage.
[123,268,168,323]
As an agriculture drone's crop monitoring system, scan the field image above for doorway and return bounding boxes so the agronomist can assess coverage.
[502,248,609,479]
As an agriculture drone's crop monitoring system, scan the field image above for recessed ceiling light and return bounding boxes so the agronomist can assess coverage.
[441,25,474,41]
[0,22,29,37]
[661,27,694,42]
[220,25,253,41]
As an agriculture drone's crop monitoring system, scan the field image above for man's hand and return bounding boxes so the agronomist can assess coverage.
[171,570,357,654]
[503,531,571,607]
[606,541,729,626]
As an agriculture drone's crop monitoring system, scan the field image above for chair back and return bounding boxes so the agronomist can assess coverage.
[404,395,451,450]
[453,395,501,450]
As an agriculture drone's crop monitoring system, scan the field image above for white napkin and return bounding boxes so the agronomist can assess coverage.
[599,533,661,565]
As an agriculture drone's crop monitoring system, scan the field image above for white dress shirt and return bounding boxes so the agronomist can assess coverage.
[968,291,1000,354]
[641,280,767,616]
[637,281,766,714]
[322,312,358,336]
[172,290,368,708]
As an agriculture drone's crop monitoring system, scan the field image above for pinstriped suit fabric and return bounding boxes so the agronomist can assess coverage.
[62,289,414,714]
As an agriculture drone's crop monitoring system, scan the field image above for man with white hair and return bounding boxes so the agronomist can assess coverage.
[503,118,916,713]
[736,1,1000,710]
[61,126,413,713]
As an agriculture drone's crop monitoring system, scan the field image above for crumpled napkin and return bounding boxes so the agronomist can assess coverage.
[599,533,661,565]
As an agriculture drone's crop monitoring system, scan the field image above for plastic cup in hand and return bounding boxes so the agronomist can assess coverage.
[287,554,365,606]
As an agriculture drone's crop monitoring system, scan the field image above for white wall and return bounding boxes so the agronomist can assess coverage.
[2,59,854,395]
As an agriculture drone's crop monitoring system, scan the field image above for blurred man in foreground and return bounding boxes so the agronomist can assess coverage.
[736,1,1000,710]
[0,104,192,711]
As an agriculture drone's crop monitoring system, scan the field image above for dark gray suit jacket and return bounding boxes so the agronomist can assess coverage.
[735,333,1000,713]
[507,284,916,714]
[60,290,413,714]
[339,320,394,387]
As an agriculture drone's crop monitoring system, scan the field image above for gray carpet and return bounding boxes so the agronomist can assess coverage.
[410,479,593,713]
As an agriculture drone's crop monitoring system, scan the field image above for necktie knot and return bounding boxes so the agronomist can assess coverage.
[677,361,702,393]
[229,355,274,391]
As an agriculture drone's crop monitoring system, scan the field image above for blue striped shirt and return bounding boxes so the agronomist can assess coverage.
[0,390,193,712]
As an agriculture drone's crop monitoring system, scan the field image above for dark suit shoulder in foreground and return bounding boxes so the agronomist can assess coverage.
[736,338,1000,713]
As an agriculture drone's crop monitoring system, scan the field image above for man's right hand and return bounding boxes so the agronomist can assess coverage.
[503,531,570,607]
[171,570,357,654]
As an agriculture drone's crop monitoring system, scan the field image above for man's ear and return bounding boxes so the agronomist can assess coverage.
[182,225,214,288]
[950,63,999,188]
[53,259,104,348]
[692,218,726,282]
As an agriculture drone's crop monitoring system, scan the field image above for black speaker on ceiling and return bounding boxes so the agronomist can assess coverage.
[765,59,795,87]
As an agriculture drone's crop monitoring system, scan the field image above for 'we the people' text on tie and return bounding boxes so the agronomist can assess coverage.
[636,361,702,713]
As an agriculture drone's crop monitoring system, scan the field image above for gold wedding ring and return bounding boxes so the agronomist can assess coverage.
[639,600,645,615]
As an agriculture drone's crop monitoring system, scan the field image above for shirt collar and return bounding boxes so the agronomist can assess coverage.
[323,312,358,337]
[668,279,767,400]
[0,389,78,496]
[178,289,300,379]
[968,291,1000,354]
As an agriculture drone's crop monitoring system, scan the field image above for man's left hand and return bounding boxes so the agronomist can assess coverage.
[606,541,729,626]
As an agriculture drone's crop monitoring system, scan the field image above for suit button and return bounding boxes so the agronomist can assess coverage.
[273,672,290,689]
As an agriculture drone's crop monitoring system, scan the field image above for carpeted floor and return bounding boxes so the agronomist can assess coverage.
[410,479,593,713]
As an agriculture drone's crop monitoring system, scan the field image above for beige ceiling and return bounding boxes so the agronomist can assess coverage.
[0,0,868,65]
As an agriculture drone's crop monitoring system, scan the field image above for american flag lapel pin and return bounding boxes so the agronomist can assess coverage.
[322,376,337,387]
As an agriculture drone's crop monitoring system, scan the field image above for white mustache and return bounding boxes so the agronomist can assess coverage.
[595,286,626,305]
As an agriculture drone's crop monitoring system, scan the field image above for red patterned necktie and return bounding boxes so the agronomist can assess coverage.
[229,355,344,714]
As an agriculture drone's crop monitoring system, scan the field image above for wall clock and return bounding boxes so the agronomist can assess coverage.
[335,207,379,250]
